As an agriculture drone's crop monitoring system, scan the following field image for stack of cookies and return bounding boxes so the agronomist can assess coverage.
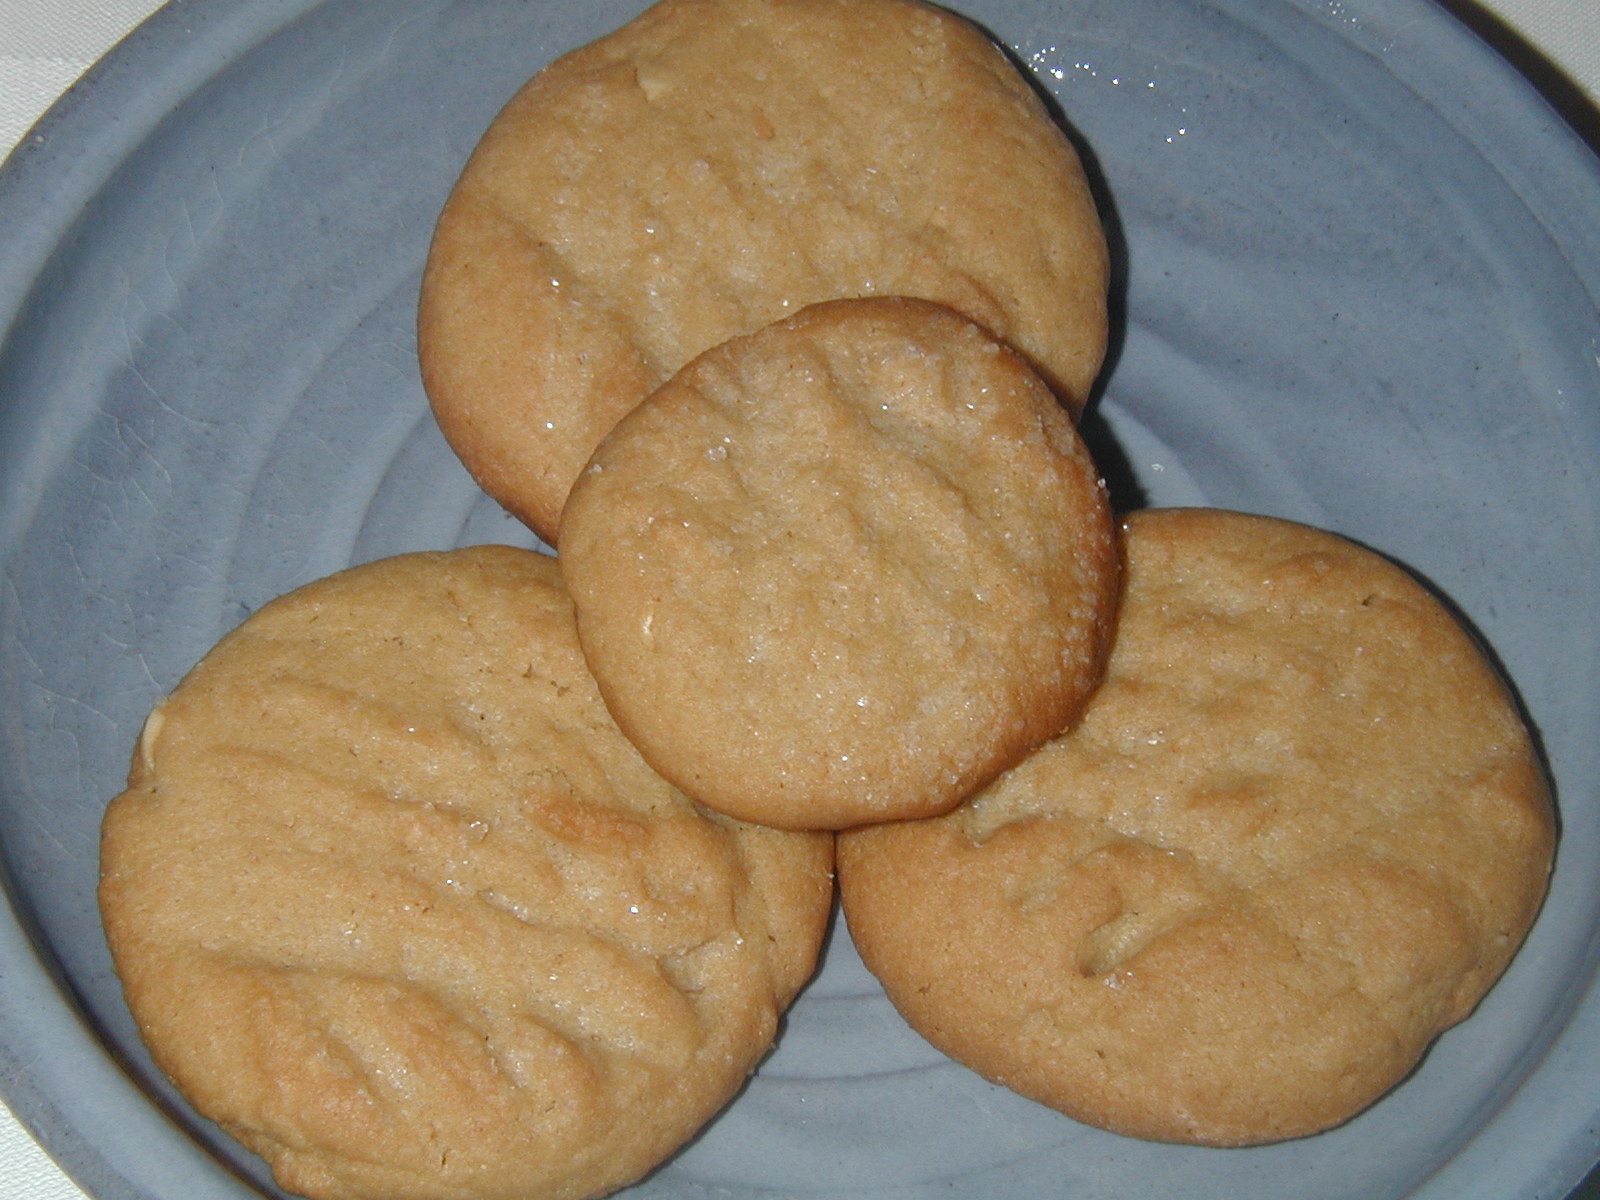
[97,1,1555,1198]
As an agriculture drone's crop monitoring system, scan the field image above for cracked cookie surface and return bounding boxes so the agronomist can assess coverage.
[417,0,1108,544]
[837,507,1553,1146]
[559,298,1118,831]
[98,546,833,1200]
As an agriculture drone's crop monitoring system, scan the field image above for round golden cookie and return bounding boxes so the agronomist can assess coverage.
[558,297,1118,832]
[837,507,1555,1146]
[417,0,1109,544]
[98,546,834,1200]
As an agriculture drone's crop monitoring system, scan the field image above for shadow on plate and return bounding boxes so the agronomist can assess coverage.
[1426,11,1600,1194]
[1435,0,1600,154]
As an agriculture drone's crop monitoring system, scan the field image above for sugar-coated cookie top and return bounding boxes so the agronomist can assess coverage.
[419,0,1108,543]
[838,507,1554,1146]
[559,297,1119,830]
[98,546,833,1200]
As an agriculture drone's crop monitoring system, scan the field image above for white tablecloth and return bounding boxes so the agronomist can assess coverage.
[2,0,1598,1197]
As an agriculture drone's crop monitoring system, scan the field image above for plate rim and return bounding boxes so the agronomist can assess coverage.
[1,1,1598,1198]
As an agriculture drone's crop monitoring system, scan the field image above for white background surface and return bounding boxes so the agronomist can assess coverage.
[0,0,1597,1197]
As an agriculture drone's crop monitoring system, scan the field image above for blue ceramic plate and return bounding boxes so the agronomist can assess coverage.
[2,1,1598,1197]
